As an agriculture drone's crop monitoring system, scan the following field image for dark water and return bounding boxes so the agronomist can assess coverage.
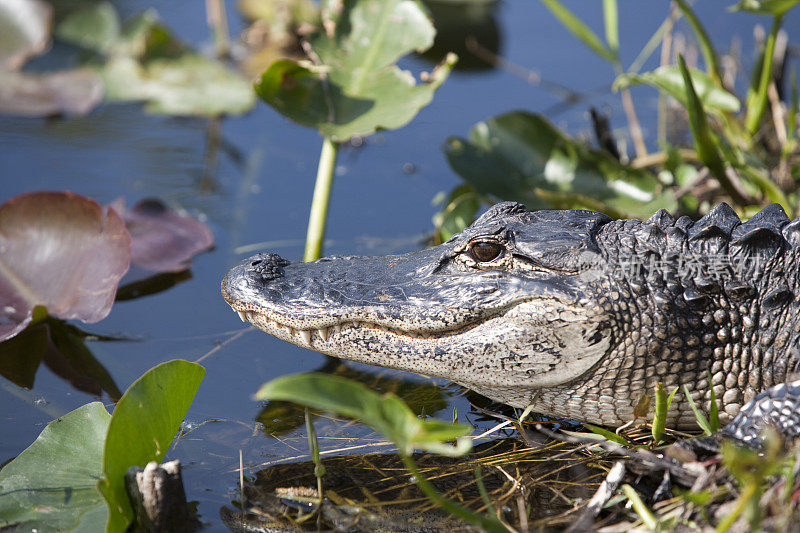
[1,1,798,529]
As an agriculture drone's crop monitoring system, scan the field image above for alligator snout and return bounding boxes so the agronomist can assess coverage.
[221,252,290,309]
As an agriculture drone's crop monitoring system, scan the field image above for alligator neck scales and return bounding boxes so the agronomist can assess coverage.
[222,202,800,429]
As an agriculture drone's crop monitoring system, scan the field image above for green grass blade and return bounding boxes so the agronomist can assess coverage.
[675,0,722,83]
[789,65,798,141]
[628,12,676,75]
[683,385,713,435]
[622,484,659,530]
[540,0,617,63]
[745,15,783,135]
[603,0,619,58]
[584,423,630,445]
[677,55,745,204]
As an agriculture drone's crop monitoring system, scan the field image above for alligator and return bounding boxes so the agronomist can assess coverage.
[222,202,800,440]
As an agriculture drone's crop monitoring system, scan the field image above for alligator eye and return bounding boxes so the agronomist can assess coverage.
[469,242,503,262]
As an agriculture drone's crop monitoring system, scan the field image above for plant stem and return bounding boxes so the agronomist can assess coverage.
[304,138,339,262]
[205,0,230,59]
[400,454,508,533]
[745,15,782,136]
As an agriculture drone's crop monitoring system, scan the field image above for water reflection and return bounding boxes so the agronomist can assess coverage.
[221,437,601,532]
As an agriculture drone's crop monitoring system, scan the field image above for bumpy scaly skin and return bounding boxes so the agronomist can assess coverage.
[222,202,800,430]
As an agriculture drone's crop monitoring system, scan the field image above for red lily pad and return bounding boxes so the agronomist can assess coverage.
[0,0,52,71]
[0,192,131,342]
[0,68,104,117]
[114,198,214,272]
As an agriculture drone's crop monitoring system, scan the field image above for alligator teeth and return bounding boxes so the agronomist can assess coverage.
[299,329,312,344]
[246,311,255,322]
[332,325,341,335]
[237,311,247,322]
[318,327,329,342]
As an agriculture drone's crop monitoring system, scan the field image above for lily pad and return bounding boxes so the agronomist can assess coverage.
[444,111,676,219]
[55,1,120,55]
[0,0,51,70]
[256,372,472,456]
[0,402,111,531]
[0,68,104,117]
[0,192,131,342]
[98,359,205,533]
[613,66,741,115]
[101,54,255,116]
[255,0,456,141]
[113,198,214,272]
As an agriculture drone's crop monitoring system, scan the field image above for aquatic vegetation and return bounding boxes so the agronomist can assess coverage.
[434,0,800,242]
[0,360,205,532]
[0,192,214,342]
[254,0,455,260]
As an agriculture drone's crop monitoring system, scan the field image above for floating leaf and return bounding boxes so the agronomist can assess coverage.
[256,373,472,456]
[255,0,455,141]
[55,1,120,54]
[101,54,255,116]
[0,192,131,342]
[432,184,482,243]
[0,0,52,70]
[444,111,675,218]
[98,359,205,533]
[0,402,111,531]
[0,68,104,117]
[614,66,740,114]
[113,198,214,272]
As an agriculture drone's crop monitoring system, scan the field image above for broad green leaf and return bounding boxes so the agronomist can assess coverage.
[444,111,676,218]
[255,373,473,456]
[0,0,51,70]
[56,2,120,54]
[731,0,799,15]
[614,66,740,114]
[98,360,205,533]
[0,402,111,531]
[255,0,455,141]
[540,0,617,63]
[101,54,255,116]
[432,184,482,242]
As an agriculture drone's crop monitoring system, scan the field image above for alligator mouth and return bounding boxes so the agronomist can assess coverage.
[229,304,520,349]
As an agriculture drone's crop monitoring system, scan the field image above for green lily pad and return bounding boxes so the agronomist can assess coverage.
[445,111,676,218]
[256,372,473,456]
[55,2,120,55]
[614,66,741,115]
[255,0,455,141]
[101,54,255,116]
[0,402,111,531]
[98,359,205,533]
[0,0,51,70]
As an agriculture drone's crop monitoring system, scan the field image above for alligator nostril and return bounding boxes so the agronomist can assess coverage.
[251,260,262,266]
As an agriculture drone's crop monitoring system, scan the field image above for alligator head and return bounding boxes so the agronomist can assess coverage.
[222,201,800,427]
[222,203,620,404]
